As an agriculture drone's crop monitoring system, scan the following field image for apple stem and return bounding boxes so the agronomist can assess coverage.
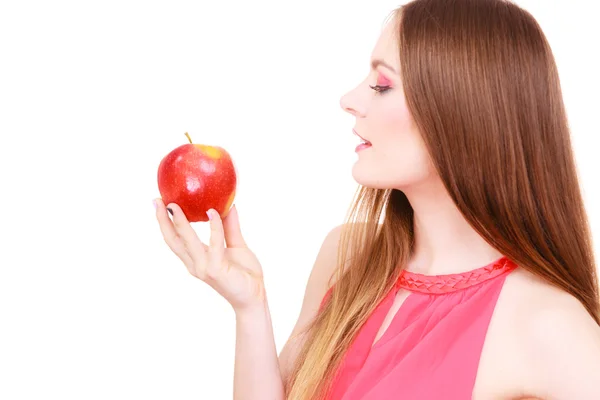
[185,132,193,144]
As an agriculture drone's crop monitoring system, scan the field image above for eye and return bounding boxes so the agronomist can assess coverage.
[369,84,392,94]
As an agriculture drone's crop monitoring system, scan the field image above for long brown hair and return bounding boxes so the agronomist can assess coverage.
[285,0,599,398]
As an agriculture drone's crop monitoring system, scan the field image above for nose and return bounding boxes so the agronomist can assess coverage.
[340,86,365,118]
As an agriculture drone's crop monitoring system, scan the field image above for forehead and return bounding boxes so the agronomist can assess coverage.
[371,19,400,68]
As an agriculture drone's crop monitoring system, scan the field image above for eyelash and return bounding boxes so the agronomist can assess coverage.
[369,84,391,94]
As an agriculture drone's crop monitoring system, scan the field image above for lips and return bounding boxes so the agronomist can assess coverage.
[353,129,371,145]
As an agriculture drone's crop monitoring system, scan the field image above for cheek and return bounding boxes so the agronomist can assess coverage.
[378,94,412,131]
[379,100,418,153]
[380,104,433,181]
[385,131,430,171]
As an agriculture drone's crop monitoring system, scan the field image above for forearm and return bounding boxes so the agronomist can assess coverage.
[233,296,285,400]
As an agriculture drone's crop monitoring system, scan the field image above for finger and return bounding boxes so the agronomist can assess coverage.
[206,209,225,272]
[167,203,207,263]
[154,198,194,267]
[222,205,247,248]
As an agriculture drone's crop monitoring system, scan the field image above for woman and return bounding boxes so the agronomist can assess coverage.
[154,0,600,398]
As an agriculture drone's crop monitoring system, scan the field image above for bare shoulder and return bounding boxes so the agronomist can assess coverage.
[506,267,598,331]
[304,223,357,297]
[277,222,369,382]
[503,267,600,398]
[505,267,600,346]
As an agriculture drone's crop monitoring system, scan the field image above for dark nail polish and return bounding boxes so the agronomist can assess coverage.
[167,207,173,216]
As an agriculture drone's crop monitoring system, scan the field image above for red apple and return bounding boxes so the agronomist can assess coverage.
[157,132,237,222]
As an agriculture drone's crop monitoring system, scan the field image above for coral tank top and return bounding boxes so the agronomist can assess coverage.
[318,256,517,400]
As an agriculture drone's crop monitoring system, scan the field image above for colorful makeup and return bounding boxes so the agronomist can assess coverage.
[377,74,392,87]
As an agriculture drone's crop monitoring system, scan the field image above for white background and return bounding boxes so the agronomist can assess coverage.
[0,0,598,398]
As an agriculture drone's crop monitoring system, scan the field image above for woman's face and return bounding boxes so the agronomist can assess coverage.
[340,19,435,190]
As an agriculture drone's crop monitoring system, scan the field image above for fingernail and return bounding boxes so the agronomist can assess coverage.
[206,209,213,221]
[153,199,157,210]
[167,207,173,216]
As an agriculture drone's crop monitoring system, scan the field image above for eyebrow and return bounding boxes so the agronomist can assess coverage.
[371,59,398,74]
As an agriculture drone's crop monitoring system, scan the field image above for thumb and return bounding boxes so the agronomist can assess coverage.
[223,204,247,248]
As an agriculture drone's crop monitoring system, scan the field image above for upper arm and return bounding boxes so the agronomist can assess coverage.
[277,224,347,384]
[527,294,600,399]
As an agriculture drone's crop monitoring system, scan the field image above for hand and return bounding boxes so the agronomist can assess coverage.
[154,199,266,313]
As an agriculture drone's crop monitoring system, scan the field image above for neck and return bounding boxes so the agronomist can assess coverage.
[401,178,504,275]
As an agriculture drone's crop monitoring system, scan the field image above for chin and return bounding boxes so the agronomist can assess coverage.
[352,163,393,189]
[351,161,429,190]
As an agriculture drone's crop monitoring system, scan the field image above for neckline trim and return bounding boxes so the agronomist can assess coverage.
[394,256,517,294]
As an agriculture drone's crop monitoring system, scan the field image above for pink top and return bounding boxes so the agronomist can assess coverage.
[319,256,517,400]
